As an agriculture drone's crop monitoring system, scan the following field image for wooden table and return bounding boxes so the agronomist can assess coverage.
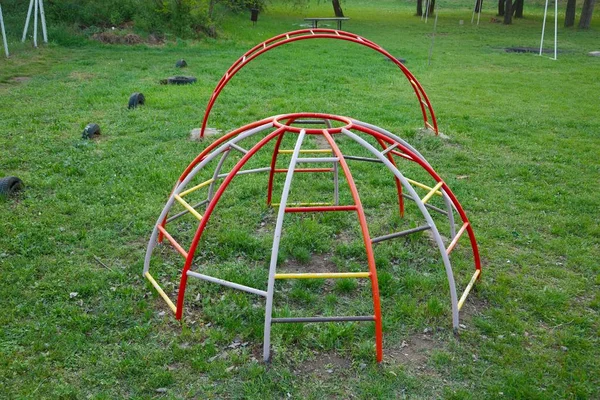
[304,17,350,30]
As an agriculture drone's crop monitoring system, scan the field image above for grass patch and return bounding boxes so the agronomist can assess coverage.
[1,0,599,398]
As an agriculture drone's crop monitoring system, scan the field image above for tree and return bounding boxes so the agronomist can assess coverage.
[579,0,596,28]
[513,0,524,17]
[504,0,513,23]
[332,0,344,17]
[565,0,576,27]
[498,0,505,16]
[415,0,436,17]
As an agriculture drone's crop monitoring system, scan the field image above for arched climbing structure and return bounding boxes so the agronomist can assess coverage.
[199,29,439,138]
[144,113,481,363]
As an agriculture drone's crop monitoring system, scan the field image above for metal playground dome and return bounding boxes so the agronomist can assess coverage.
[143,31,481,363]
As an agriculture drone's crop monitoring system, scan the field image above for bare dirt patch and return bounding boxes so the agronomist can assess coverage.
[92,32,143,45]
[279,253,337,274]
[9,76,31,83]
[293,351,352,376]
[69,71,96,81]
[385,334,436,368]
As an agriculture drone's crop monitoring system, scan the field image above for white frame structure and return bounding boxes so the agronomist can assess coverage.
[539,0,558,60]
[22,0,47,48]
[1,4,9,57]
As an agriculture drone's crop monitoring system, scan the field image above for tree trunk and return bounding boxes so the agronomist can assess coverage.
[332,0,344,17]
[474,0,483,13]
[565,0,576,26]
[504,0,513,23]
[513,0,524,17]
[578,0,596,28]
[428,0,436,14]
[417,0,423,16]
[208,0,215,19]
[498,0,505,16]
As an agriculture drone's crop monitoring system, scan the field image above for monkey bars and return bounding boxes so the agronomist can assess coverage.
[144,113,481,363]
[198,29,439,138]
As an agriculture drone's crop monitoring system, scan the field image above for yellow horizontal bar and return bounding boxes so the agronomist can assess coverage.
[457,269,481,311]
[421,181,445,204]
[278,149,332,154]
[272,202,334,207]
[179,179,214,197]
[406,178,443,197]
[275,272,370,279]
[145,272,177,313]
[174,194,203,221]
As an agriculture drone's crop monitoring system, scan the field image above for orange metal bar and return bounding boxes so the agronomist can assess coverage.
[446,222,469,255]
[321,129,383,363]
[156,225,188,259]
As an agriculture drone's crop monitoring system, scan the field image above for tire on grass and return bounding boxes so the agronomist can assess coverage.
[166,76,197,85]
[0,176,24,196]
[82,123,101,139]
[128,92,145,109]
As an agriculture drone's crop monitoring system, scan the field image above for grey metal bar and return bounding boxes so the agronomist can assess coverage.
[187,271,267,297]
[263,129,306,362]
[293,119,331,125]
[144,121,274,275]
[443,189,456,239]
[402,194,448,216]
[166,199,209,223]
[208,150,231,201]
[296,157,339,164]
[341,128,459,330]
[272,316,375,323]
[229,143,249,154]
[371,225,431,244]
[343,155,383,163]
[380,143,399,156]
[22,0,34,42]
[216,167,271,179]
[333,160,339,206]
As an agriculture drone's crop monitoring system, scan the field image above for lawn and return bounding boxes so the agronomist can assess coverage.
[1,0,599,398]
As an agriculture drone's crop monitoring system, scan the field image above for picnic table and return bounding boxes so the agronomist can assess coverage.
[304,17,350,30]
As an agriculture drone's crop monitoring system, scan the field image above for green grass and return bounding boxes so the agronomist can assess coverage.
[1,0,599,398]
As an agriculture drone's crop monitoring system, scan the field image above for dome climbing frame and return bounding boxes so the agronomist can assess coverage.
[143,113,481,363]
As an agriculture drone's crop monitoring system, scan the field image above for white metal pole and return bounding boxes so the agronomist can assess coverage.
[471,0,477,23]
[553,0,558,60]
[33,0,38,47]
[477,2,482,25]
[22,0,34,42]
[539,0,549,56]
[428,13,438,66]
[38,0,48,43]
[1,4,9,57]
[425,0,430,22]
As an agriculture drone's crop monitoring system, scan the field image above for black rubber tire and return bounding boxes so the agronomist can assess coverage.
[82,123,101,139]
[0,176,23,196]
[128,92,145,109]
[166,76,197,85]
[175,59,187,68]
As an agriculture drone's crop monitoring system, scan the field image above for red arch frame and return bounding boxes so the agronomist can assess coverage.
[198,29,439,138]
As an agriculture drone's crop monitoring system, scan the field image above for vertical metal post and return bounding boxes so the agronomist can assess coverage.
[553,0,557,60]
[33,0,38,48]
[263,130,306,362]
[38,0,48,43]
[0,5,9,58]
[333,155,339,206]
[540,0,549,56]
[22,0,34,42]
[428,13,438,66]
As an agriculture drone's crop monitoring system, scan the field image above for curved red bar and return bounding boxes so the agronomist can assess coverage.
[199,29,438,137]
